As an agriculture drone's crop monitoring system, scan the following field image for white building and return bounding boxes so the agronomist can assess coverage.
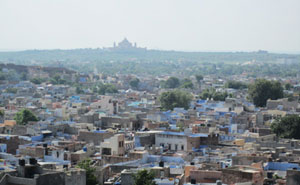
[155,131,187,151]
[90,95,118,115]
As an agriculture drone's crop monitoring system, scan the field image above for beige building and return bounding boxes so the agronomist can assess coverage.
[100,134,125,156]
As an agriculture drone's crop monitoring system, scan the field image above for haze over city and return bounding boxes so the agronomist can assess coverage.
[1,1,300,185]
[0,0,300,52]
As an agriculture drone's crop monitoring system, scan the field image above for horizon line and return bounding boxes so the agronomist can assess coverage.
[0,47,300,55]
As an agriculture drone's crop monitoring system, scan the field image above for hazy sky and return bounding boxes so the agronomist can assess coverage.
[0,0,300,52]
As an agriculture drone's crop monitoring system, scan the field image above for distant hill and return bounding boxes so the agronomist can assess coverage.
[0,49,298,64]
[0,63,75,76]
[0,49,299,76]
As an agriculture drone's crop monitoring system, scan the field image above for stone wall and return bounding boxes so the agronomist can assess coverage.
[101,116,131,129]
[18,146,44,158]
[36,172,65,185]
[286,169,300,185]
[189,170,221,183]
[77,131,113,145]
[139,134,155,147]
[221,168,263,185]
[65,169,86,185]
[0,135,19,154]
[101,155,132,165]
[232,156,268,166]
[121,171,135,185]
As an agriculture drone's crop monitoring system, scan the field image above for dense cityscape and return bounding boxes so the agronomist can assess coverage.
[0,39,299,185]
[1,0,300,184]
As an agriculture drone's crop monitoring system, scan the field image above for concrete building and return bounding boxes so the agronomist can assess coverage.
[286,169,300,185]
[221,166,264,185]
[155,131,209,152]
[188,170,222,184]
[77,130,113,145]
[100,134,125,156]
[90,95,118,115]
[0,158,86,185]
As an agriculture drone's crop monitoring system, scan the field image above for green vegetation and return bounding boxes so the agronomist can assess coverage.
[225,80,247,89]
[180,78,194,89]
[199,88,228,101]
[284,93,298,102]
[5,88,18,94]
[14,109,38,125]
[271,115,300,139]
[76,86,84,94]
[0,110,4,118]
[76,159,98,185]
[248,79,284,107]
[177,122,184,131]
[285,83,292,90]
[0,50,300,77]
[163,77,180,89]
[159,90,192,110]
[134,169,156,185]
[0,72,5,80]
[0,69,18,81]
[50,74,67,85]
[98,83,118,95]
[195,75,203,83]
[30,77,45,85]
[129,78,140,89]
[20,72,27,81]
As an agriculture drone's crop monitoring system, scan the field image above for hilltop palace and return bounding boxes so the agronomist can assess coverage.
[105,38,147,51]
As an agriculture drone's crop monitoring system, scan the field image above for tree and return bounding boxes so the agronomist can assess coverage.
[177,122,184,131]
[284,93,297,102]
[14,109,38,125]
[199,88,228,101]
[5,88,18,94]
[129,78,140,89]
[159,90,192,110]
[248,79,283,107]
[0,72,6,80]
[285,83,292,90]
[98,83,118,95]
[20,72,27,81]
[30,78,44,85]
[180,78,194,89]
[134,169,156,185]
[225,80,247,89]
[212,91,228,101]
[76,86,84,94]
[271,115,300,139]
[159,80,166,88]
[50,74,67,85]
[195,75,203,84]
[199,89,212,100]
[164,77,180,89]
[0,110,4,122]
[76,159,98,185]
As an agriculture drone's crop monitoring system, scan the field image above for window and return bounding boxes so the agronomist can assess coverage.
[175,144,178,151]
[181,145,184,150]
[168,144,171,150]
[102,148,111,155]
